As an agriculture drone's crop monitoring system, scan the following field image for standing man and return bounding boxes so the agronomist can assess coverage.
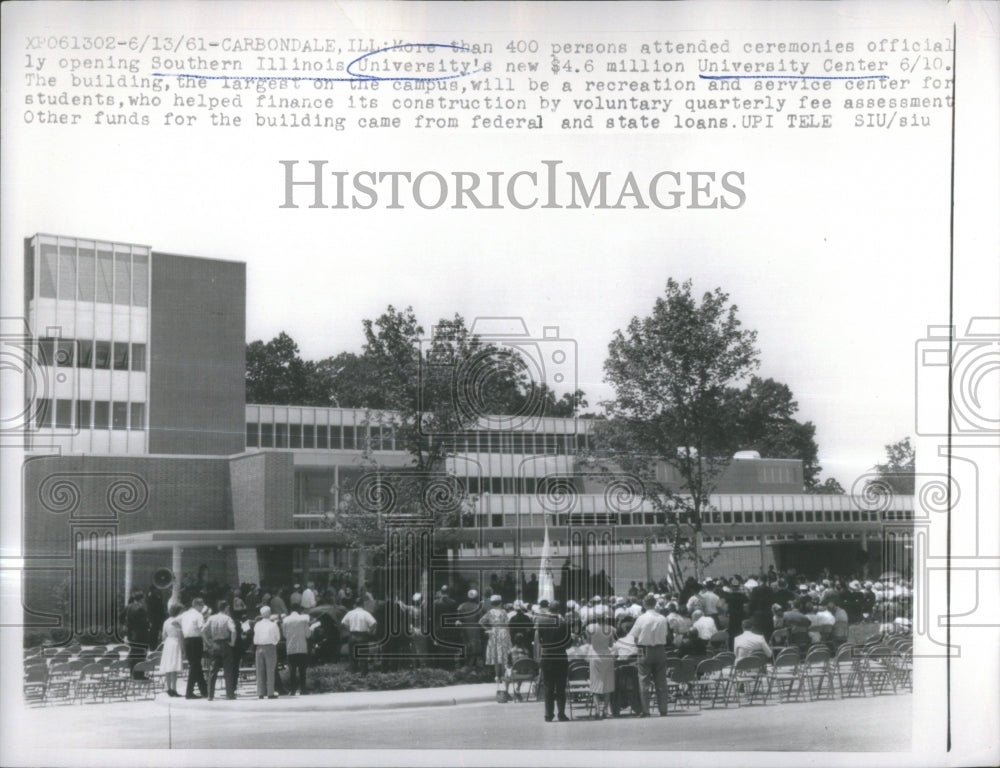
[282,604,312,695]
[535,600,572,722]
[627,593,670,717]
[300,581,317,611]
[124,589,151,678]
[180,597,208,699]
[203,600,237,700]
[254,606,281,699]
[341,597,378,674]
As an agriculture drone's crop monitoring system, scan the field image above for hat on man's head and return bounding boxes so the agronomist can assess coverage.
[468,589,479,600]
[412,593,422,602]
[592,595,602,604]
[849,580,862,590]
[744,579,759,589]
[489,594,502,603]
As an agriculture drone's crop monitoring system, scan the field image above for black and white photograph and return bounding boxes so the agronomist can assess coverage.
[1,2,997,766]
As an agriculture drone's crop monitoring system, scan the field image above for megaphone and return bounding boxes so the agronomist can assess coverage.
[153,568,175,590]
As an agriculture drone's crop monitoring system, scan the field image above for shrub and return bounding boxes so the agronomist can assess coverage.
[306,663,495,694]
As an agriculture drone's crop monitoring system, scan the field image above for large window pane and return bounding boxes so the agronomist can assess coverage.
[94,401,109,429]
[246,423,259,447]
[260,423,273,447]
[112,402,127,430]
[56,399,73,429]
[113,342,129,370]
[114,253,131,305]
[132,254,148,306]
[275,423,287,448]
[77,248,95,302]
[303,424,314,448]
[129,402,145,430]
[37,338,55,366]
[39,245,57,298]
[94,341,110,369]
[131,343,146,371]
[58,246,76,301]
[78,340,93,368]
[56,339,75,367]
[77,400,91,429]
[316,425,328,448]
[289,423,301,448]
[96,249,113,302]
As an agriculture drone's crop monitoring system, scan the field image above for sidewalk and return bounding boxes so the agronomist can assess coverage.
[154,681,499,712]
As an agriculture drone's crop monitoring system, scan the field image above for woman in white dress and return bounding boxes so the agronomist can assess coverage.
[158,603,184,696]
[585,615,616,718]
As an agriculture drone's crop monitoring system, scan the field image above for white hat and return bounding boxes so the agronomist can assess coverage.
[468,589,478,600]
[849,580,862,590]
[412,593,422,602]
[592,595,602,603]
[744,579,759,589]
[490,594,502,603]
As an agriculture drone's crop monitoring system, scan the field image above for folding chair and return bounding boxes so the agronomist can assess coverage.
[102,659,132,701]
[666,657,699,710]
[128,660,159,700]
[691,657,723,709]
[863,646,898,696]
[891,640,912,691]
[507,657,540,702]
[566,660,592,719]
[24,664,48,706]
[45,663,75,704]
[798,647,835,701]
[719,656,769,707]
[833,644,866,698]
[768,648,802,702]
[76,662,107,703]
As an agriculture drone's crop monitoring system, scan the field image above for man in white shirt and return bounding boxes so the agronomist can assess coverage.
[699,582,721,617]
[626,594,670,717]
[733,619,773,659]
[180,598,208,699]
[253,606,281,699]
[202,600,237,700]
[300,581,317,610]
[341,598,377,673]
[282,604,313,695]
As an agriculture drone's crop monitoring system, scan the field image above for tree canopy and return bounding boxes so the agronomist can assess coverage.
[869,436,916,496]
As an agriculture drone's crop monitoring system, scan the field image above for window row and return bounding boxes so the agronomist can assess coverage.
[245,422,588,455]
[37,243,149,306]
[37,337,145,372]
[35,399,145,431]
[247,422,396,450]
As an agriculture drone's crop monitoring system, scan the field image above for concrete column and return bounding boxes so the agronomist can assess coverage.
[645,538,654,585]
[759,535,767,574]
[171,545,182,606]
[123,549,134,603]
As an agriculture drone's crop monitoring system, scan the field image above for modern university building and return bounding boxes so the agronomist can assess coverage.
[20,233,917,635]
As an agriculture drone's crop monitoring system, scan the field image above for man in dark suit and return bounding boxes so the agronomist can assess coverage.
[536,600,572,722]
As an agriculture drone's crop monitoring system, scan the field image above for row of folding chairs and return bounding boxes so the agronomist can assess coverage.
[23,659,162,706]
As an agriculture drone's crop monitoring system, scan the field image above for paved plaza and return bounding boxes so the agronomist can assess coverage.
[10,683,911,753]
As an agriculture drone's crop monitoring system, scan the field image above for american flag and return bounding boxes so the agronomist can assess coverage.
[663,548,685,594]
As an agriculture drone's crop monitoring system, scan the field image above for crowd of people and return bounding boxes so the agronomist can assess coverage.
[119,565,912,712]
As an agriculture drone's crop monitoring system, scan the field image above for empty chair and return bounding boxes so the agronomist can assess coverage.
[769,647,802,702]
[833,644,866,698]
[23,664,48,706]
[719,655,769,707]
[75,662,107,703]
[862,646,898,696]
[566,660,592,719]
[691,657,723,709]
[798,647,835,701]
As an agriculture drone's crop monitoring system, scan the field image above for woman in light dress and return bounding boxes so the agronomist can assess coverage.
[585,615,616,718]
[479,594,512,683]
[158,603,184,696]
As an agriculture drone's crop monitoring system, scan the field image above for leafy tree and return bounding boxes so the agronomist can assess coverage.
[718,376,827,489]
[808,476,846,495]
[246,332,320,405]
[597,278,760,580]
[869,437,916,495]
